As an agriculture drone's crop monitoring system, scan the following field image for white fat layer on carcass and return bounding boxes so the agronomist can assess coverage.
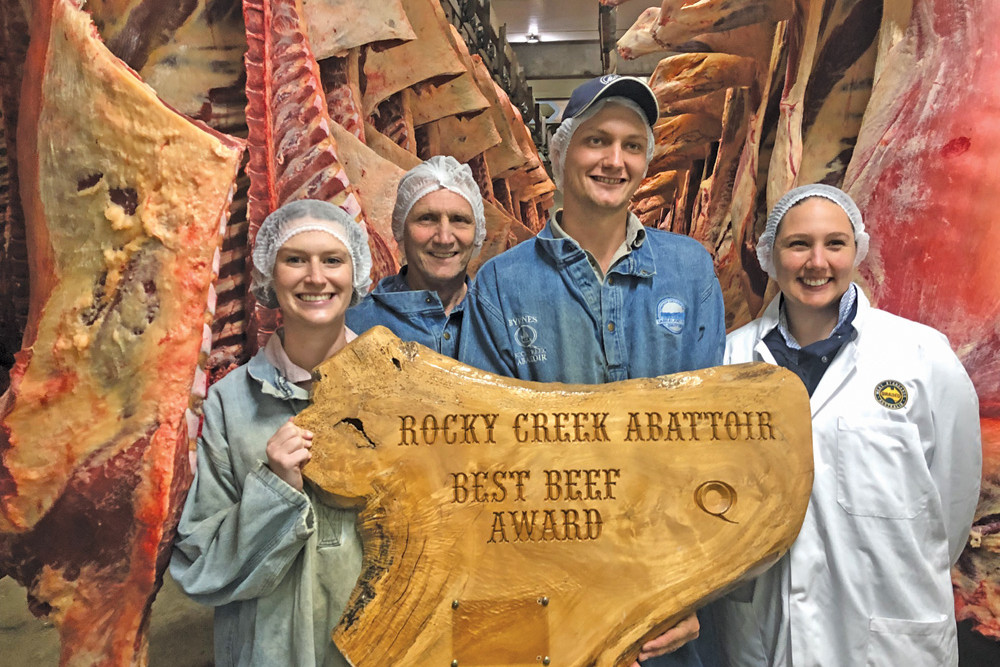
[302,0,416,60]
[328,121,404,252]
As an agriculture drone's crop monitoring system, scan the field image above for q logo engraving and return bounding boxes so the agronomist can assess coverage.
[695,480,738,524]
[874,380,908,409]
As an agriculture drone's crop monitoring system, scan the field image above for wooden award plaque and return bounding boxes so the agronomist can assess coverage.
[298,327,813,666]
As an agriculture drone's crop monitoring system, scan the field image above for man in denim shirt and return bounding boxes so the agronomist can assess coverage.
[347,156,485,358]
[460,76,725,666]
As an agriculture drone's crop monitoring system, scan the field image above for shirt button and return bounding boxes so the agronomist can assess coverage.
[608,322,615,332]
[821,356,828,363]
[443,332,451,340]
[425,297,433,303]
[608,277,614,285]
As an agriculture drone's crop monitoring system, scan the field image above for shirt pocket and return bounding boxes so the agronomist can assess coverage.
[316,504,344,549]
[836,417,930,519]
[866,615,954,667]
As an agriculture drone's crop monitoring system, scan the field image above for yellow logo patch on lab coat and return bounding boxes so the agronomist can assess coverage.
[874,379,908,409]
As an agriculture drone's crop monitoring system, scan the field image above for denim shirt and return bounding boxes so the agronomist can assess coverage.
[170,349,363,667]
[459,215,726,383]
[346,268,466,358]
[459,214,725,666]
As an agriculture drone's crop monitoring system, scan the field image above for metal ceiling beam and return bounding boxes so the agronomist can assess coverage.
[598,3,615,73]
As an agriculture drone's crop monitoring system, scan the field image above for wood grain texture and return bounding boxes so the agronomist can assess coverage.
[298,327,814,666]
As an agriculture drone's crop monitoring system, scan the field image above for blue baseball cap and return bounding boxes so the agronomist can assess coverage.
[562,74,659,127]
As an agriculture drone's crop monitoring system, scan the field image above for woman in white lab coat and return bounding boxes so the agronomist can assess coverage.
[717,184,981,667]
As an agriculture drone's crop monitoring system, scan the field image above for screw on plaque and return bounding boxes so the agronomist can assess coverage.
[537,596,549,606]
[452,600,459,609]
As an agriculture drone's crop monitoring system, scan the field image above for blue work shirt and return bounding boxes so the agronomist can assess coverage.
[460,213,726,666]
[346,267,467,358]
[459,215,726,383]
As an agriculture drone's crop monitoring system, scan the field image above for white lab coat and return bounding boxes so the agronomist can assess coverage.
[715,286,981,667]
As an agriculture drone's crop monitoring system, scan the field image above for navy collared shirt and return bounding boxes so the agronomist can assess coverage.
[762,288,859,396]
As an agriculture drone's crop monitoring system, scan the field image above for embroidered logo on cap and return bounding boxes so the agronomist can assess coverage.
[874,380,908,409]
[656,297,686,334]
[600,74,620,84]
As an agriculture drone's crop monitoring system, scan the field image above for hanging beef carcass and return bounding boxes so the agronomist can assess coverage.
[361,0,466,117]
[0,1,244,665]
[302,0,416,60]
[242,0,399,351]
[614,0,793,60]
[840,0,1000,638]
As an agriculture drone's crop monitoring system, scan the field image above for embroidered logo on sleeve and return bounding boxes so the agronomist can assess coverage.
[509,314,547,365]
[656,297,686,334]
[874,379,908,409]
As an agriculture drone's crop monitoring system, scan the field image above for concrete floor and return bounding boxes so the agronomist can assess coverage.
[0,571,213,666]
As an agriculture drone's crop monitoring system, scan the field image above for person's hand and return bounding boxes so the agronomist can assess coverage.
[630,612,700,665]
[265,418,313,492]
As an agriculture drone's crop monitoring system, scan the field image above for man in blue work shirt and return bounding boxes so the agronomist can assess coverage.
[460,75,726,665]
[347,155,485,358]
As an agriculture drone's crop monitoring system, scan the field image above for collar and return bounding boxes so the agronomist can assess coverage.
[376,269,413,294]
[248,340,312,401]
[263,332,314,385]
[548,209,646,248]
[250,329,357,401]
[371,267,469,313]
[537,212,654,279]
[776,283,859,350]
[757,282,871,341]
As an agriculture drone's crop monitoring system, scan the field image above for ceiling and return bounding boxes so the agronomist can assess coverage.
[496,0,647,43]
[490,0,666,121]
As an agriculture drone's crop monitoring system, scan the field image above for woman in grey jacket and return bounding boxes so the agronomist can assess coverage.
[717,185,980,666]
[171,200,373,666]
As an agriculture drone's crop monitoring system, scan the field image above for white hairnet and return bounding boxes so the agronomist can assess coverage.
[391,155,486,247]
[550,96,655,190]
[251,199,372,308]
[757,183,870,277]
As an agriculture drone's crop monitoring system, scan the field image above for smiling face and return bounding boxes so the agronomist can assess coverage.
[272,226,354,332]
[561,102,650,214]
[402,187,477,293]
[773,197,858,321]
